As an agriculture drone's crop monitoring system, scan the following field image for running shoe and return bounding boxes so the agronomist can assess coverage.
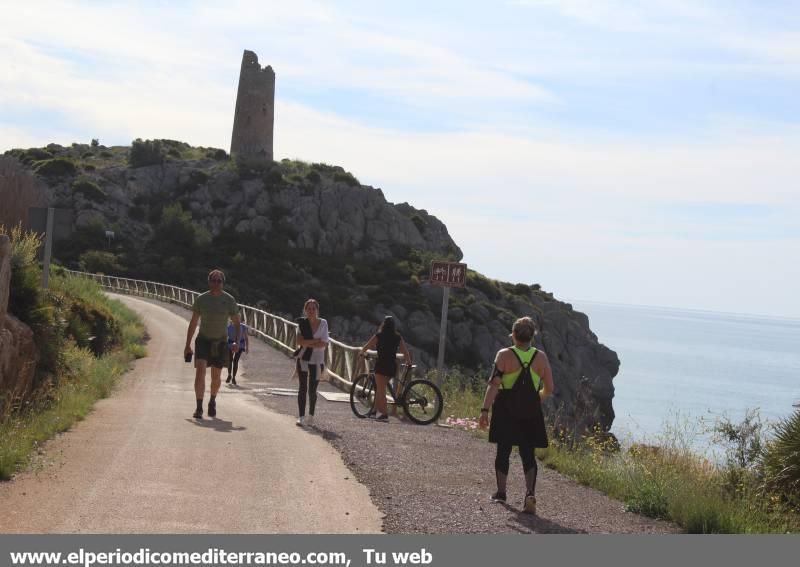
[523,494,536,515]
[208,399,217,418]
[306,415,314,427]
[375,414,389,422]
[490,491,507,503]
[193,408,203,419]
[231,377,237,385]
[296,416,305,427]
[225,375,232,384]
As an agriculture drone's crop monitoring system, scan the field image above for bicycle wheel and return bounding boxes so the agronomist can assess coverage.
[350,373,376,418]
[402,379,444,425]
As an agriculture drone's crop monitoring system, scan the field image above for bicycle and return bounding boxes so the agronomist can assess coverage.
[349,355,444,425]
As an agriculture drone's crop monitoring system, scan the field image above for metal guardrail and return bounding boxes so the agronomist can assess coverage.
[63,269,365,389]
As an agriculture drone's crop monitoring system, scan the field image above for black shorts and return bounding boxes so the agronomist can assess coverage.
[195,336,229,369]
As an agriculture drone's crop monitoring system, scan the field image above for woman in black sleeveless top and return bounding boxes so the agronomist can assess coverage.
[359,316,412,421]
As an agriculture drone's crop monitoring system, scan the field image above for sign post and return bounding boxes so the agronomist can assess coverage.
[41,207,55,289]
[28,207,73,290]
[430,261,467,386]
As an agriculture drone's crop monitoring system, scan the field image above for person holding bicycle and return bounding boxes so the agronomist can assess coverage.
[359,316,412,422]
[478,316,554,515]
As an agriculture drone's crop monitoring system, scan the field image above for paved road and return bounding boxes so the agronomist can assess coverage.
[0,295,383,534]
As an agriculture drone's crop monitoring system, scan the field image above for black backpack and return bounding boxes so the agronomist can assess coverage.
[505,348,541,420]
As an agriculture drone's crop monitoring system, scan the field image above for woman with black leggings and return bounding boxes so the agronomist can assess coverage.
[294,298,328,428]
[359,316,412,422]
[478,317,554,515]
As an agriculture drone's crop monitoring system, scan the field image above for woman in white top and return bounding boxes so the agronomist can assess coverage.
[295,298,329,427]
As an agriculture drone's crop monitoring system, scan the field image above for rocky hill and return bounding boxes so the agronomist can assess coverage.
[1,140,619,434]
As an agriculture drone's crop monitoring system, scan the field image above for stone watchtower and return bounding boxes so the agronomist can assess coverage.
[230,50,275,161]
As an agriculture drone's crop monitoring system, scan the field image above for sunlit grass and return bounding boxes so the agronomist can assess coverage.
[0,276,146,480]
[443,383,800,533]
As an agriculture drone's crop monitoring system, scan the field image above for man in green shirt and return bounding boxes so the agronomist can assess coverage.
[184,269,241,419]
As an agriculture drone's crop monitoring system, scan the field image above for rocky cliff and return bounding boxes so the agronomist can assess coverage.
[0,235,37,415]
[2,141,619,433]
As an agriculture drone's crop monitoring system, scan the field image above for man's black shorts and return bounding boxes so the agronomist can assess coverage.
[195,336,229,368]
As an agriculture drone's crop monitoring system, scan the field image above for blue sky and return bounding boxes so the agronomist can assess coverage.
[1,0,799,318]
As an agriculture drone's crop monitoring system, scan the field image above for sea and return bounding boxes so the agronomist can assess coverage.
[573,301,800,455]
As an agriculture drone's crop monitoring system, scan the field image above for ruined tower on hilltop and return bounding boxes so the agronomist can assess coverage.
[230,50,275,161]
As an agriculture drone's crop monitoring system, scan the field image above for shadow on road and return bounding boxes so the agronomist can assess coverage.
[185,418,247,433]
[492,501,586,534]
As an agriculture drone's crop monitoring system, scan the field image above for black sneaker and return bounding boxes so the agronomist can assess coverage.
[193,408,203,419]
[491,491,507,503]
[208,399,217,418]
[225,375,232,384]
[231,377,237,385]
[376,414,389,422]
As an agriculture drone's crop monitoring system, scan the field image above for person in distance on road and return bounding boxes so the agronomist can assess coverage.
[358,316,413,422]
[294,298,329,428]
[478,316,554,515]
[184,269,241,419]
[226,315,249,386]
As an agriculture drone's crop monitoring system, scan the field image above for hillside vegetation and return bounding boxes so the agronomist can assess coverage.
[0,226,146,479]
[3,139,619,436]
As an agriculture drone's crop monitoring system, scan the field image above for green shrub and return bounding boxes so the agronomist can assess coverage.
[33,157,77,178]
[180,169,210,192]
[209,148,228,161]
[761,409,800,509]
[466,271,502,300]
[71,177,106,203]
[0,226,64,386]
[333,171,359,187]
[129,138,164,168]
[21,148,53,164]
[78,250,125,274]
[67,297,121,356]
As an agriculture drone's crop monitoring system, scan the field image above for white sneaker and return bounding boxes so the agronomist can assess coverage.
[306,415,314,427]
[296,416,305,427]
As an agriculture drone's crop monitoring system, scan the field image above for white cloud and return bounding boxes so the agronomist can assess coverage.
[2,0,799,318]
[275,100,800,207]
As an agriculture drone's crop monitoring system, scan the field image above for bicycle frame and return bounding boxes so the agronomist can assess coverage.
[351,355,443,424]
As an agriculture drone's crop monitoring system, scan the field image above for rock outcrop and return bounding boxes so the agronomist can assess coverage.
[5,144,620,433]
[0,235,37,415]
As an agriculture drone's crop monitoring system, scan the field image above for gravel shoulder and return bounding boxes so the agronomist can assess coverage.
[143,297,680,534]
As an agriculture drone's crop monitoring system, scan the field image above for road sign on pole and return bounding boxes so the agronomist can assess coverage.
[430,261,467,288]
[430,261,467,386]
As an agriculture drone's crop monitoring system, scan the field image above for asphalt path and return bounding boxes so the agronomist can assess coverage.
[0,295,383,534]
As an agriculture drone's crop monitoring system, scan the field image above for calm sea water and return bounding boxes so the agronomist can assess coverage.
[574,302,800,450]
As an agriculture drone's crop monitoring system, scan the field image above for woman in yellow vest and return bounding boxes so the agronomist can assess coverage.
[478,316,554,515]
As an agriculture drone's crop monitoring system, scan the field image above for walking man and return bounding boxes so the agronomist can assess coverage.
[184,269,241,419]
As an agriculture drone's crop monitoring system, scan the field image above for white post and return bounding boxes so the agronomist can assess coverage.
[41,207,54,289]
[436,286,450,387]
